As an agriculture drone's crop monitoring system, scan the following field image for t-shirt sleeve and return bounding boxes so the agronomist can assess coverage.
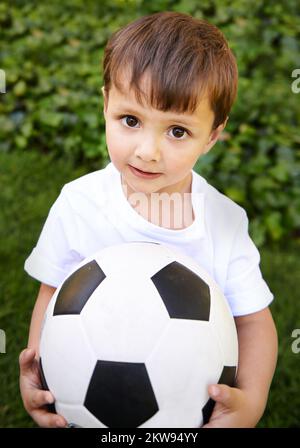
[224,210,274,316]
[24,187,83,287]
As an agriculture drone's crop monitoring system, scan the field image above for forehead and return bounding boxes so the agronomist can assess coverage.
[109,72,214,127]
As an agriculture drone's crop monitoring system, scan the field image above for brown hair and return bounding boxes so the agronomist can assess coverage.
[102,11,238,130]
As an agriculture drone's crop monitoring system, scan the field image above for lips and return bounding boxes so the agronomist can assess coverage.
[128,164,162,179]
[132,166,159,174]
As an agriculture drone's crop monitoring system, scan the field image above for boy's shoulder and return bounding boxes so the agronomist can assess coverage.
[60,163,114,205]
[193,170,247,225]
[55,165,115,215]
[64,163,112,189]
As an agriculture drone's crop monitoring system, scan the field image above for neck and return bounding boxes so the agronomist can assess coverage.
[121,172,195,230]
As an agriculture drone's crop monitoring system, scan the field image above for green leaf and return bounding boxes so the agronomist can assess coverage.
[265,212,284,241]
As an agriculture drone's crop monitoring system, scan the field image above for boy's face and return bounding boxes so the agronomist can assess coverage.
[102,73,226,197]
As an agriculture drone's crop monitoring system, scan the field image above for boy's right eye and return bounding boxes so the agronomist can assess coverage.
[120,115,139,128]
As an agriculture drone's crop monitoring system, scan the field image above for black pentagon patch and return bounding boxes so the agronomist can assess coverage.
[84,360,159,428]
[218,365,236,388]
[151,261,210,321]
[39,358,56,414]
[201,397,214,426]
[202,365,237,425]
[54,260,106,315]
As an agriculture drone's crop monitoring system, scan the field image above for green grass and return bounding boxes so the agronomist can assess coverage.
[0,151,299,427]
[258,246,300,428]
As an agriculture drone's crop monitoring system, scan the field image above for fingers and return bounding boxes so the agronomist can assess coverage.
[208,384,241,409]
[19,348,67,427]
[21,379,55,416]
[25,389,67,428]
[24,384,67,428]
[29,388,54,410]
[31,408,67,428]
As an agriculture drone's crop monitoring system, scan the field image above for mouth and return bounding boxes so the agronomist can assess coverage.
[128,165,162,179]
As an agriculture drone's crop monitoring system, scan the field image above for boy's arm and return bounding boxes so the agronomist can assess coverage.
[19,283,67,427]
[28,283,56,353]
[235,307,278,416]
[203,307,278,428]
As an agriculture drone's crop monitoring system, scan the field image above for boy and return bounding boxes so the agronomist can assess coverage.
[19,11,277,428]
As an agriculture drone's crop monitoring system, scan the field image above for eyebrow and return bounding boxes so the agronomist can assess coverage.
[114,105,200,128]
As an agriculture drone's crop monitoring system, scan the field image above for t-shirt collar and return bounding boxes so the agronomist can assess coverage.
[106,162,206,242]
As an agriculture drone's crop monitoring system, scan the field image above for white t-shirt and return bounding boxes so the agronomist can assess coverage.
[24,162,273,316]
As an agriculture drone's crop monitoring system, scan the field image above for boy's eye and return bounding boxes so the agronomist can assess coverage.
[120,115,189,140]
[121,115,139,128]
[171,127,187,139]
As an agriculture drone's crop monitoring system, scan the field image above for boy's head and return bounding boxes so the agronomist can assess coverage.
[102,11,238,132]
[101,11,238,196]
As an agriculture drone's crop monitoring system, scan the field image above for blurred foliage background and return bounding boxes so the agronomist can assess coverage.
[0,0,300,428]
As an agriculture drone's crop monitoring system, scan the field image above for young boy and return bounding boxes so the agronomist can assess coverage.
[19,11,277,428]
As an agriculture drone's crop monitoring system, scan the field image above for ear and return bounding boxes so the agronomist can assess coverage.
[101,86,108,117]
[203,117,228,154]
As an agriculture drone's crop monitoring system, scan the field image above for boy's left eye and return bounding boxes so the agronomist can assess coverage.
[171,127,187,139]
[119,115,189,140]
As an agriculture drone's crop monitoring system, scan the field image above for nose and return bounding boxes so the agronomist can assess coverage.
[134,137,161,162]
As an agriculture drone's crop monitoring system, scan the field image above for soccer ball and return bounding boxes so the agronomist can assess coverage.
[39,242,238,428]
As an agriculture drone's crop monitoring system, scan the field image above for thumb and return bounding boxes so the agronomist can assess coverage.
[208,384,239,409]
[19,348,36,373]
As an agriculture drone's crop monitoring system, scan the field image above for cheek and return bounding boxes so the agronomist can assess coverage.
[106,119,140,149]
[105,123,120,149]
[105,124,131,164]
[165,150,198,176]
[105,133,118,163]
[164,151,188,171]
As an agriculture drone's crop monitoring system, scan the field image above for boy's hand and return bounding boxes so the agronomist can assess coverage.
[202,384,262,428]
[19,348,67,428]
